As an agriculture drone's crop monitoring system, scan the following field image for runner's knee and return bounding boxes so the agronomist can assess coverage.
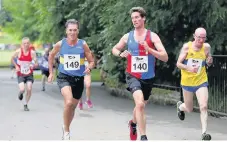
[85,82,91,88]
[200,104,208,112]
[27,87,32,92]
[65,100,74,108]
[26,84,32,92]
[184,98,194,112]
[135,101,145,111]
[184,104,193,112]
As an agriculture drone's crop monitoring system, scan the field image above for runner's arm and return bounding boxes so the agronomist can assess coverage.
[149,32,168,62]
[204,43,212,58]
[48,41,61,74]
[176,43,189,70]
[112,34,128,56]
[11,49,20,67]
[84,41,95,70]
[31,50,38,68]
[204,43,213,66]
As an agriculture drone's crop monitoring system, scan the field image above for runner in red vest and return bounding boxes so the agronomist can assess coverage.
[112,7,168,140]
[11,37,38,111]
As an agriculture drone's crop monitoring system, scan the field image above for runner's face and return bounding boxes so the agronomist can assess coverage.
[22,39,30,50]
[66,24,79,40]
[194,33,206,47]
[131,12,145,28]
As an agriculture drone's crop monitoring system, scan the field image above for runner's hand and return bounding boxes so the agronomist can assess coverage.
[15,65,20,72]
[83,67,91,74]
[139,41,149,51]
[119,50,130,58]
[30,64,35,70]
[186,65,199,73]
[206,56,213,66]
[48,73,54,83]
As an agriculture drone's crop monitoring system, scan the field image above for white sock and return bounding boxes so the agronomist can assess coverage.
[62,125,70,133]
[23,98,27,105]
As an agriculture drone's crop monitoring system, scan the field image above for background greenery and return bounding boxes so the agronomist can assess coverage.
[1,0,227,88]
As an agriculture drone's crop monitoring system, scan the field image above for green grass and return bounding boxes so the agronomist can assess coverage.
[0,32,23,67]
[0,61,11,67]
[0,33,20,44]
[34,69,101,82]
[91,69,101,82]
[34,74,42,80]
[0,50,44,67]
[152,88,175,95]
[0,51,14,66]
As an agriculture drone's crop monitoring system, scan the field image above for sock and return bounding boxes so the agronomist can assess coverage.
[23,98,27,105]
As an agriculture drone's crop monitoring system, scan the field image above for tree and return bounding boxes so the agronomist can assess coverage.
[2,0,227,87]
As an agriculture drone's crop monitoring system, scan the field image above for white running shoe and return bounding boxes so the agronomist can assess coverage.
[62,126,70,140]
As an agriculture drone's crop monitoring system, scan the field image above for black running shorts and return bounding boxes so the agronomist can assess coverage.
[126,73,154,101]
[41,70,50,77]
[57,72,84,100]
[17,74,34,84]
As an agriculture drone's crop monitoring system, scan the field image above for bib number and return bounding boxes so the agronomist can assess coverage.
[21,64,31,75]
[64,54,80,70]
[187,58,203,74]
[131,56,148,72]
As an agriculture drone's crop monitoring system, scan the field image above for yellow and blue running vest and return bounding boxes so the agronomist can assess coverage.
[58,38,86,77]
[181,41,207,86]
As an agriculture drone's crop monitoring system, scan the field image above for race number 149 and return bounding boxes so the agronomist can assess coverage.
[64,54,80,70]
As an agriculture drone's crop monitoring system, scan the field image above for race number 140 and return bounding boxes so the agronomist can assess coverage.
[131,56,148,73]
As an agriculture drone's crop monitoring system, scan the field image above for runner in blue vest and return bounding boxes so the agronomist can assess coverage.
[47,19,95,140]
[112,7,168,140]
[39,48,50,91]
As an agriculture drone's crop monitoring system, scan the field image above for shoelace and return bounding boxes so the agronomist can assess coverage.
[132,126,137,135]
[64,132,70,140]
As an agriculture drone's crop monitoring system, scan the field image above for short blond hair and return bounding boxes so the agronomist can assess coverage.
[22,37,30,42]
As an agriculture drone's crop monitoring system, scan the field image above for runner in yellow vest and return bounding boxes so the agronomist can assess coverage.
[176,27,213,140]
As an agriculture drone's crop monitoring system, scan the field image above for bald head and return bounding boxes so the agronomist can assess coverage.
[193,27,207,47]
[195,27,206,36]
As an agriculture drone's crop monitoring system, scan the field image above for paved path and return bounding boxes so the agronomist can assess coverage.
[0,69,226,140]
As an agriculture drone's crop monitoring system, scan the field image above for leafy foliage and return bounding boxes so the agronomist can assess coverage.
[1,0,227,87]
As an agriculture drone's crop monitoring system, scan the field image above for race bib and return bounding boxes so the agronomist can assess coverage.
[64,54,80,70]
[187,58,203,74]
[20,64,31,75]
[42,60,49,68]
[131,56,148,72]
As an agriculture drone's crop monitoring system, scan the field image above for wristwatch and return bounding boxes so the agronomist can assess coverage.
[118,51,122,56]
